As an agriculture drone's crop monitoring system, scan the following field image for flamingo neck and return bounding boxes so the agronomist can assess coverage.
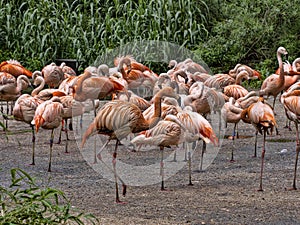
[32,78,45,96]
[146,96,162,128]
[235,71,249,85]
[76,72,92,95]
[278,51,285,86]
[16,76,27,93]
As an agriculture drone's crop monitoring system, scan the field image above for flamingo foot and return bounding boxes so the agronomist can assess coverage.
[160,187,172,192]
[257,188,263,192]
[115,200,127,204]
[286,187,297,191]
[230,159,236,163]
[188,182,194,186]
[193,169,205,173]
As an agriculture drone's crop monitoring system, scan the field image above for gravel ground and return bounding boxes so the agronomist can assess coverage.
[1,97,300,225]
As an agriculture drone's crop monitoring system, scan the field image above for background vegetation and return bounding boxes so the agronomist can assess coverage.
[0,0,299,76]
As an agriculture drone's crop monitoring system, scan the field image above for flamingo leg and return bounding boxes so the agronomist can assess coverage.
[160,146,166,190]
[183,142,188,162]
[198,140,206,172]
[68,118,73,131]
[48,129,55,172]
[112,139,127,203]
[254,130,258,158]
[30,125,36,165]
[64,119,69,153]
[188,146,193,186]
[258,129,266,191]
[292,122,299,190]
[57,120,64,144]
[96,138,111,163]
[230,123,237,162]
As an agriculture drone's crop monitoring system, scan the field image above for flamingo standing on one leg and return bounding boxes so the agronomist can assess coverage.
[81,87,178,203]
[241,97,277,191]
[31,97,63,172]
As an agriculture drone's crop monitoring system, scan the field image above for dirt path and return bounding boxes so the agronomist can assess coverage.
[1,98,300,224]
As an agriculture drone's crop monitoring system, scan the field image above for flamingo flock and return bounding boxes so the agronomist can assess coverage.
[2,46,300,203]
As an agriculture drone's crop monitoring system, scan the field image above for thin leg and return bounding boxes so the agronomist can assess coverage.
[254,131,258,158]
[236,123,239,139]
[198,141,206,172]
[112,139,126,203]
[272,96,276,112]
[188,150,193,186]
[230,123,237,162]
[64,119,69,153]
[48,129,55,172]
[57,120,63,144]
[160,146,166,190]
[258,129,266,191]
[30,125,36,165]
[172,148,177,162]
[96,138,111,163]
[69,118,73,131]
[92,100,96,117]
[183,142,188,162]
[292,122,299,190]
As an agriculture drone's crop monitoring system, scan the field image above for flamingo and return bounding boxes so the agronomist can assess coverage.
[229,64,261,80]
[241,97,277,191]
[31,96,64,172]
[41,62,65,88]
[223,70,250,100]
[0,74,31,128]
[56,95,85,152]
[204,73,236,90]
[173,70,189,95]
[176,106,219,175]
[0,59,32,78]
[280,89,300,189]
[131,114,187,190]
[12,91,43,165]
[259,46,288,109]
[71,70,126,116]
[187,72,211,86]
[115,90,151,111]
[81,87,178,203]
[221,97,244,161]
[59,62,77,76]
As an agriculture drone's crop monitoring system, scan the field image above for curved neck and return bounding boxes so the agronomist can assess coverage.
[277,50,285,86]
[235,71,249,85]
[75,71,92,94]
[16,75,28,93]
[118,58,131,80]
[32,77,45,96]
[292,58,300,72]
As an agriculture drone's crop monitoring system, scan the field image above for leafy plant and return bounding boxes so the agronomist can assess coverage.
[0,168,98,224]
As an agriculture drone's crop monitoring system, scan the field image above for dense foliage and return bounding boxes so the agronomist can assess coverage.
[0,168,98,224]
[0,0,299,74]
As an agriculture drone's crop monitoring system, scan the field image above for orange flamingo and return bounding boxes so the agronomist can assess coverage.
[0,59,32,78]
[41,62,65,88]
[259,46,288,109]
[71,71,126,116]
[81,87,178,203]
[241,97,277,191]
[223,70,250,100]
[31,96,64,172]
[280,89,300,189]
